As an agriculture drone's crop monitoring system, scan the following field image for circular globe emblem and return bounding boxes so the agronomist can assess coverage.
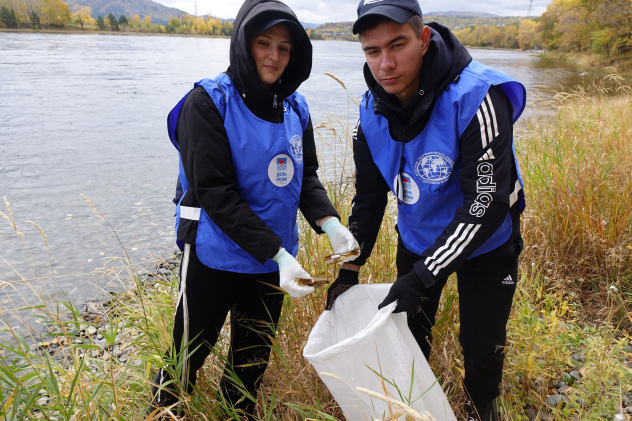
[414,152,454,184]
[289,135,303,163]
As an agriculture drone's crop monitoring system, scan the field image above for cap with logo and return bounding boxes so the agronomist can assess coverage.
[353,0,422,34]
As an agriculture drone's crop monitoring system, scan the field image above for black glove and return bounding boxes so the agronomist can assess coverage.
[378,270,427,313]
[325,268,359,310]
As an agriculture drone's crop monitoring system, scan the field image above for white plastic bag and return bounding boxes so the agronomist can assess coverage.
[303,284,457,421]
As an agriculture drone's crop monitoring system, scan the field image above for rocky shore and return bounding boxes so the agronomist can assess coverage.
[16,250,632,419]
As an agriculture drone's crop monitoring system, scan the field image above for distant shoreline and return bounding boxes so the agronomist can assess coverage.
[0,27,231,39]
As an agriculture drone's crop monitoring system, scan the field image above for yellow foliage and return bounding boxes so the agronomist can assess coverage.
[518,19,539,49]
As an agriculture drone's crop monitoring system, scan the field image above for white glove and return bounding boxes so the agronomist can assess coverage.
[321,218,360,262]
[272,248,315,298]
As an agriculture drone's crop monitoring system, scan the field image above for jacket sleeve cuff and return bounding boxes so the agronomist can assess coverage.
[412,260,437,289]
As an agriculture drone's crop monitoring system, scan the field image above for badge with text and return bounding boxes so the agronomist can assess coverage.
[393,172,420,204]
[268,154,294,187]
[414,152,454,185]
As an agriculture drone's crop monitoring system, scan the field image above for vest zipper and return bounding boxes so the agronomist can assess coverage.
[397,143,406,206]
[273,94,278,109]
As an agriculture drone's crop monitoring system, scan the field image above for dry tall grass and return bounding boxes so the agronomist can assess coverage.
[1,74,632,420]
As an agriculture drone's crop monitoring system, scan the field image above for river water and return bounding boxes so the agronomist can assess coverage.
[0,32,583,335]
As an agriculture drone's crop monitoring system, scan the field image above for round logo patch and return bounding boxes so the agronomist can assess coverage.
[414,152,454,184]
[268,154,294,187]
[289,135,303,163]
[393,172,420,204]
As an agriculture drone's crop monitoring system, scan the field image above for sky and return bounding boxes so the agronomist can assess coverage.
[153,0,553,23]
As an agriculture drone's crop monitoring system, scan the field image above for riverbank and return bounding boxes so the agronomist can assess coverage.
[538,49,632,79]
[0,26,231,38]
[2,77,632,419]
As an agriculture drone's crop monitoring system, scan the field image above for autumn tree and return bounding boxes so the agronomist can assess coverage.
[143,15,150,27]
[41,0,70,27]
[538,6,561,49]
[71,5,93,29]
[504,25,519,48]
[518,19,540,49]
[594,0,632,51]
[132,14,140,26]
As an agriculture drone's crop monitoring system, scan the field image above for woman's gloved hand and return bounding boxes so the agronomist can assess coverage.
[272,248,315,298]
[321,218,360,262]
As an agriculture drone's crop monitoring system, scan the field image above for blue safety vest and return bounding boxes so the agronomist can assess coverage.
[167,73,309,273]
[360,61,526,259]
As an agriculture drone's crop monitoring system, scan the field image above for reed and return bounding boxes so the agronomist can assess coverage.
[1,73,631,420]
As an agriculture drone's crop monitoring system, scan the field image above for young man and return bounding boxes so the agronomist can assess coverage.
[325,0,526,419]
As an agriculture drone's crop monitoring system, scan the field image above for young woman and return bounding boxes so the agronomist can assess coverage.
[151,0,358,418]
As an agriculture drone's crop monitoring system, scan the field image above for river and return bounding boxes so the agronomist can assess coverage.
[0,32,584,336]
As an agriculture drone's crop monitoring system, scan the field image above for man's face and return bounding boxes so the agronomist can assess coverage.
[360,19,429,107]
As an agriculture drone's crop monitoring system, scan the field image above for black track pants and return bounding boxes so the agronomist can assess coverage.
[396,234,523,406]
[167,243,284,416]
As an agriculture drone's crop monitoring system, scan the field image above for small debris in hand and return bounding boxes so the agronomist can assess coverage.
[297,275,328,286]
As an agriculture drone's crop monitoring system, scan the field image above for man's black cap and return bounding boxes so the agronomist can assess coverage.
[353,0,422,34]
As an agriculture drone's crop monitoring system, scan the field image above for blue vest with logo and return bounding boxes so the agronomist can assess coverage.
[360,61,526,259]
[168,73,309,273]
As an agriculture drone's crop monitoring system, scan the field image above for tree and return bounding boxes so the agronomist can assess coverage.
[30,11,39,28]
[143,15,151,27]
[118,14,128,26]
[504,25,519,49]
[71,5,93,29]
[538,6,562,49]
[591,27,617,56]
[309,29,324,40]
[42,0,71,27]
[132,14,140,26]
[96,14,105,30]
[221,20,231,36]
[518,19,540,49]
[107,12,118,31]
[1,6,18,27]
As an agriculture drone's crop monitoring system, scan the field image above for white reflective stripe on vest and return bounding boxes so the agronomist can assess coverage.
[180,206,201,221]
[509,180,521,207]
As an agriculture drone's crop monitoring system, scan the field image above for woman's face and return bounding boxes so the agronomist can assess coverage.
[250,23,292,90]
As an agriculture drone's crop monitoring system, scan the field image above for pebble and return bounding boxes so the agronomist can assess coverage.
[547,394,570,408]
[558,385,573,395]
[569,370,582,381]
[572,353,586,363]
[87,326,97,336]
[85,302,100,314]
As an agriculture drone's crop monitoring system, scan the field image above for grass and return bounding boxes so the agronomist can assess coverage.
[1,73,632,420]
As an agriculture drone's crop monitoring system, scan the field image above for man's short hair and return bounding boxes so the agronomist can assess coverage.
[357,14,424,39]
